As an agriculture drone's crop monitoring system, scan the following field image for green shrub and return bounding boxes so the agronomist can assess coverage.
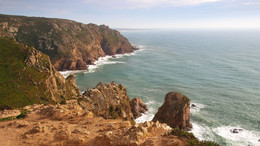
[16,110,28,119]
[0,117,14,122]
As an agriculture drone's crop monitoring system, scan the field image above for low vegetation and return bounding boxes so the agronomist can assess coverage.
[169,128,220,146]
[0,110,29,122]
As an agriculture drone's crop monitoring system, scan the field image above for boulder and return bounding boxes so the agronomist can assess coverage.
[152,92,192,131]
[130,97,148,119]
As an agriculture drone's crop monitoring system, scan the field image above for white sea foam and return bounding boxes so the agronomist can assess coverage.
[135,100,156,123]
[135,111,154,124]
[190,102,205,114]
[213,126,260,146]
[59,45,145,78]
[59,70,85,78]
[191,123,214,141]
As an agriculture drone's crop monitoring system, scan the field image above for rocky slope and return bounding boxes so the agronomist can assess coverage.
[0,14,137,71]
[0,96,218,146]
[0,38,80,109]
[152,92,192,131]
[81,82,134,123]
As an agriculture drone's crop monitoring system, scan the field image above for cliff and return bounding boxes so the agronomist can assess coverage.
[0,14,137,71]
[153,92,192,131]
[0,38,80,109]
[0,99,218,146]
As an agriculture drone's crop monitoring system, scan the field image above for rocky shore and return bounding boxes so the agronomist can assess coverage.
[0,19,218,145]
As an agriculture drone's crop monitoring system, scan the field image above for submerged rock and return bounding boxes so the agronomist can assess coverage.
[152,92,192,131]
[130,97,148,119]
[230,128,243,134]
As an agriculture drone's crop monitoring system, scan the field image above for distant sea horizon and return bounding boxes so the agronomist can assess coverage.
[61,29,260,146]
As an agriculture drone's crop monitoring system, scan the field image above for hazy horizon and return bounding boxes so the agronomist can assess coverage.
[1,0,260,29]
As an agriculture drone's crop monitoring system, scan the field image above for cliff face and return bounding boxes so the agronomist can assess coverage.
[0,14,137,71]
[152,92,192,131]
[0,38,80,109]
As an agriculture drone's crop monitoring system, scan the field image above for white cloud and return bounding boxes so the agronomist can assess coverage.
[83,0,222,8]
[244,1,260,5]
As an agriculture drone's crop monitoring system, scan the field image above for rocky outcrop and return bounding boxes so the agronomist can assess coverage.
[0,94,218,146]
[94,121,178,146]
[0,14,138,71]
[0,38,80,109]
[152,92,192,131]
[0,110,21,119]
[81,82,134,122]
[130,97,148,119]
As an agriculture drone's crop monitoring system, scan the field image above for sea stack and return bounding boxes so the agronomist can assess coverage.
[152,92,192,131]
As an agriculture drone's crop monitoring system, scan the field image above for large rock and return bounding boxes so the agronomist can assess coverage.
[152,92,192,131]
[130,97,148,119]
[82,82,134,122]
[0,14,138,71]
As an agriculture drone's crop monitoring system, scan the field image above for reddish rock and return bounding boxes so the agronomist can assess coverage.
[130,97,148,119]
[152,92,192,131]
[82,82,134,122]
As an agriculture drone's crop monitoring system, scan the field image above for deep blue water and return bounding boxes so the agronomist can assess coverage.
[61,29,260,146]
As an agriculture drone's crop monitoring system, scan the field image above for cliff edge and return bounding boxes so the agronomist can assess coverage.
[0,14,137,71]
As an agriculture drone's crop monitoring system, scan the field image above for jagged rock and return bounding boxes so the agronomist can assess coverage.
[152,92,192,131]
[35,100,84,120]
[82,82,134,122]
[230,128,243,134]
[0,14,138,71]
[0,92,203,146]
[130,97,148,119]
[0,38,81,109]
[0,110,21,118]
[191,104,196,107]
[94,121,173,146]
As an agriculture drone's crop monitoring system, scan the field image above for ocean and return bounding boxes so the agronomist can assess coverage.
[60,29,260,146]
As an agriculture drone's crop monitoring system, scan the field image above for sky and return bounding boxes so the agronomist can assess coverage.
[0,0,260,29]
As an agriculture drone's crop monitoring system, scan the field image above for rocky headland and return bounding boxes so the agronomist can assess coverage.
[0,84,217,145]
[0,14,138,71]
[0,80,218,145]
[0,20,218,145]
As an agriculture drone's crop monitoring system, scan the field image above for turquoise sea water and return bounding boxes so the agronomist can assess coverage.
[61,29,260,145]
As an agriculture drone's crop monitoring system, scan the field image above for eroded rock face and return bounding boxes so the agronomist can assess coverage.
[82,82,134,122]
[0,38,81,109]
[0,14,138,71]
[130,97,148,119]
[25,47,81,103]
[152,92,192,131]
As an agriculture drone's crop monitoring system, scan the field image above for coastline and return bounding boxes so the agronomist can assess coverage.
[60,45,144,78]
